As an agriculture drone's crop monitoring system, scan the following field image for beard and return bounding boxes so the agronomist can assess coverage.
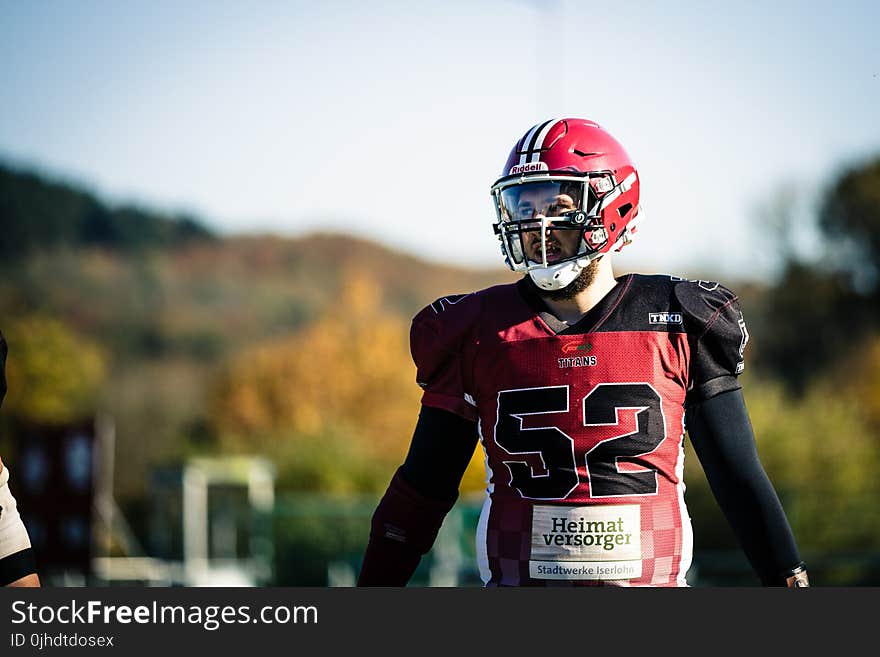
[531,257,602,301]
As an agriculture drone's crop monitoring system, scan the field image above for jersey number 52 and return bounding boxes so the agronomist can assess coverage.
[494,383,667,500]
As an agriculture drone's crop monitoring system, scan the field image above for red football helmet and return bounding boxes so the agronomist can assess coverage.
[491,118,642,290]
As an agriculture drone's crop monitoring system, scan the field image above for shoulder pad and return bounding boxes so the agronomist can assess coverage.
[671,276,738,335]
[672,277,749,401]
[410,292,482,421]
[411,291,481,347]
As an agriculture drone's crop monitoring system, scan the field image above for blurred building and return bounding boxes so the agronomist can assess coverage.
[147,456,275,586]
[10,417,96,585]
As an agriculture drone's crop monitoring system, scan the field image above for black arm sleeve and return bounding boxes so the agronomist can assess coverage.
[357,405,479,586]
[685,384,802,585]
[400,405,480,501]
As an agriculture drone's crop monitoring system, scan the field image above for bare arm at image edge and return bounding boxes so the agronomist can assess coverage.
[0,331,41,587]
[0,459,41,587]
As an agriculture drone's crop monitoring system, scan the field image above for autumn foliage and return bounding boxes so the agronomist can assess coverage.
[2,316,105,424]
[211,273,417,443]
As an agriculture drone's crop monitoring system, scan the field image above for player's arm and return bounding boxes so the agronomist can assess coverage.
[0,458,41,587]
[0,332,41,587]
[686,386,808,587]
[357,405,479,586]
[678,281,807,587]
[358,296,480,586]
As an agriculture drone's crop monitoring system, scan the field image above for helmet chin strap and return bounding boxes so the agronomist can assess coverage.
[528,254,597,291]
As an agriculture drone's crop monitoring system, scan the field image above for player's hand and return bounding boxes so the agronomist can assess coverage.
[784,563,809,587]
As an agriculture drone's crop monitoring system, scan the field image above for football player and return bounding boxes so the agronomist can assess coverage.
[358,118,808,587]
[0,331,40,587]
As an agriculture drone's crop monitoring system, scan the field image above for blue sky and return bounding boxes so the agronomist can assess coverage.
[1,0,878,280]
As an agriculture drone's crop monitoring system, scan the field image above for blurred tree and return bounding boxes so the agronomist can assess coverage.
[818,156,880,296]
[749,263,867,392]
[209,272,416,447]
[827,333,880,432]
[3,316,106,423]
[751,155,880,392]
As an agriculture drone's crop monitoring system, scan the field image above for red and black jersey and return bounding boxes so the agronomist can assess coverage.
[410,274,748,587]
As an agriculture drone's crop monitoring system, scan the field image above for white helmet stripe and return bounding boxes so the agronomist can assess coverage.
[598,171,638,211]
[518,122,545,166]
[517,118,560,165]
[529,118,561,163]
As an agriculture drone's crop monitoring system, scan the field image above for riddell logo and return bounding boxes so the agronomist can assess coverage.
[509,162,549,175]
[561,342,592,354]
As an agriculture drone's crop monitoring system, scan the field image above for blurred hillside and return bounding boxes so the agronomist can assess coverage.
[0,162,517,504]
[0,162,211,258]
[2,157,880,585]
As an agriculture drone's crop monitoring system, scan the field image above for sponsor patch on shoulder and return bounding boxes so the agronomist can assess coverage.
[648,312,683,324]
[509,161,549,175]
